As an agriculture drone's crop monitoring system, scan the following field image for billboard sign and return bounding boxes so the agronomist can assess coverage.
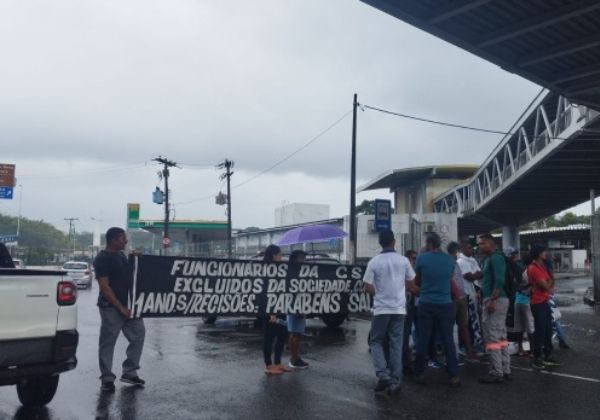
[0,164,15,187]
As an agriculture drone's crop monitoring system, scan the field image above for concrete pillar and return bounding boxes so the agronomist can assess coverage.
[591,213,600,302]
[502,224,520,252]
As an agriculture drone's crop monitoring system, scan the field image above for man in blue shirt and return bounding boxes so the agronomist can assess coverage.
[413,233,459,387]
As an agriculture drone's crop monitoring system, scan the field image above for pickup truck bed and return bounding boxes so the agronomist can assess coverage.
[0,268,78,406]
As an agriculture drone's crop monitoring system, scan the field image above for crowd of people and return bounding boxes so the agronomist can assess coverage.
[91,226,568,395]
[363,230,568,395]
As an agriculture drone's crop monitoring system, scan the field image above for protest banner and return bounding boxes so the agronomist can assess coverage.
[130,255,372,318]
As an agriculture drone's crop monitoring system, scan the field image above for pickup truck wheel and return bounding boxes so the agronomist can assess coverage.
[16,375,59,407]
[321,313,346,328]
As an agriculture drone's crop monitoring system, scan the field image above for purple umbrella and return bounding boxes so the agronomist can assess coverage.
[277,224,348,246]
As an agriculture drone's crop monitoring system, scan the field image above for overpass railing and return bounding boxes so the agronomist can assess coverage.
[433,92,598,216]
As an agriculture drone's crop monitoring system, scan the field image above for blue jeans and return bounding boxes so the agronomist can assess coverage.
[369,314,405,386]
[554,319,566,341]
[531,302,553,359]
[415,302,458,378]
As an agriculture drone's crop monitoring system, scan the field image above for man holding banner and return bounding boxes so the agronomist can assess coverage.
[363,230,416,396]
[94,227,146,392]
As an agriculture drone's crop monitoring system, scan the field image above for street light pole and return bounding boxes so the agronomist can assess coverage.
[16,184,22,247]
[349,93,358,264]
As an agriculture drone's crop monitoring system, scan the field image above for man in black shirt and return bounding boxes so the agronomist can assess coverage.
[94,227,145,392]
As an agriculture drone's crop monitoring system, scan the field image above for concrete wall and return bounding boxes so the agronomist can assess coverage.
[345,213,458,262]
[393,178,468,215]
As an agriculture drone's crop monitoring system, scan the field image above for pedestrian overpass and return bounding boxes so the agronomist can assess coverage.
[361,0,600,246]
[432,90,600,239]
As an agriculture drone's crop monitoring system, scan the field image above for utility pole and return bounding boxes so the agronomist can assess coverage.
[16,184,22,247]
[64,217,78,260]
[153,156,179,256]
[349,93,358,264]
[218,159,234,258]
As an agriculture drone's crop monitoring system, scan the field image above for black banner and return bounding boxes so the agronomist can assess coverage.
[130,255,371,318]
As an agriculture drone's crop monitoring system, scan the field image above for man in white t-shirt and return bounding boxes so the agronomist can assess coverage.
[363,230,417,396]
[457,241,484,352]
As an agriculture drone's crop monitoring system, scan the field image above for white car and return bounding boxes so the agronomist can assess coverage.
[62,261,93,289]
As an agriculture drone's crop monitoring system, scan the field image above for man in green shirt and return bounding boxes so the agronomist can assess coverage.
[477,233,511,384]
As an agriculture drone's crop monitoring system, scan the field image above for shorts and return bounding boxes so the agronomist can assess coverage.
[286,314,306,334]
[513,303,534,334]
[454,297,469,328]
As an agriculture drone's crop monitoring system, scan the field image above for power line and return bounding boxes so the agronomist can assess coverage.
[360,104,514,136]
[173,109,352,206]
[233,109,353,189]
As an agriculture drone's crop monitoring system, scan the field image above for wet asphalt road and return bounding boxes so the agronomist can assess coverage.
[1,278,600,420]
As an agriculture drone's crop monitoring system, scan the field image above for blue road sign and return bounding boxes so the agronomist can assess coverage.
[0,187,13,199]
[0,234,18,243]
[374,199,392,232]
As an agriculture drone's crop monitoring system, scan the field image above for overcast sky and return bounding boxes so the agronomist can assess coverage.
[0,0,571,235]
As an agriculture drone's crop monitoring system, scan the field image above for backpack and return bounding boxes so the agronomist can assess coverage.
[502,255,519,299]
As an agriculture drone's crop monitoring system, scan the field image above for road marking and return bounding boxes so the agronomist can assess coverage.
[470,359,600,383]
[509,365,600,383]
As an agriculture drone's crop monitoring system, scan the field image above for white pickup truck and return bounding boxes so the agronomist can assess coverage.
[0,260,78,407]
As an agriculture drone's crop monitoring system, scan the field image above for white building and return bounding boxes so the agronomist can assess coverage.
[274,203,330,227]
[234,165,474,263]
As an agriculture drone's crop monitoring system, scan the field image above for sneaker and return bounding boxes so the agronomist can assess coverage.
[374,379,390,393]
[289,358,309,370]
[543,357,562,367]
[264,365,283,375]
[457,359,466,367]
[531,359,546,370]
[120,376,145,387]
[478,373,504,384]
[275,364,293,373]
[101,382,115,393]
[428,360,442,369]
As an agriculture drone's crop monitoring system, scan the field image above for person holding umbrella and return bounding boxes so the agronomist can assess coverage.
[287,250,309,369]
